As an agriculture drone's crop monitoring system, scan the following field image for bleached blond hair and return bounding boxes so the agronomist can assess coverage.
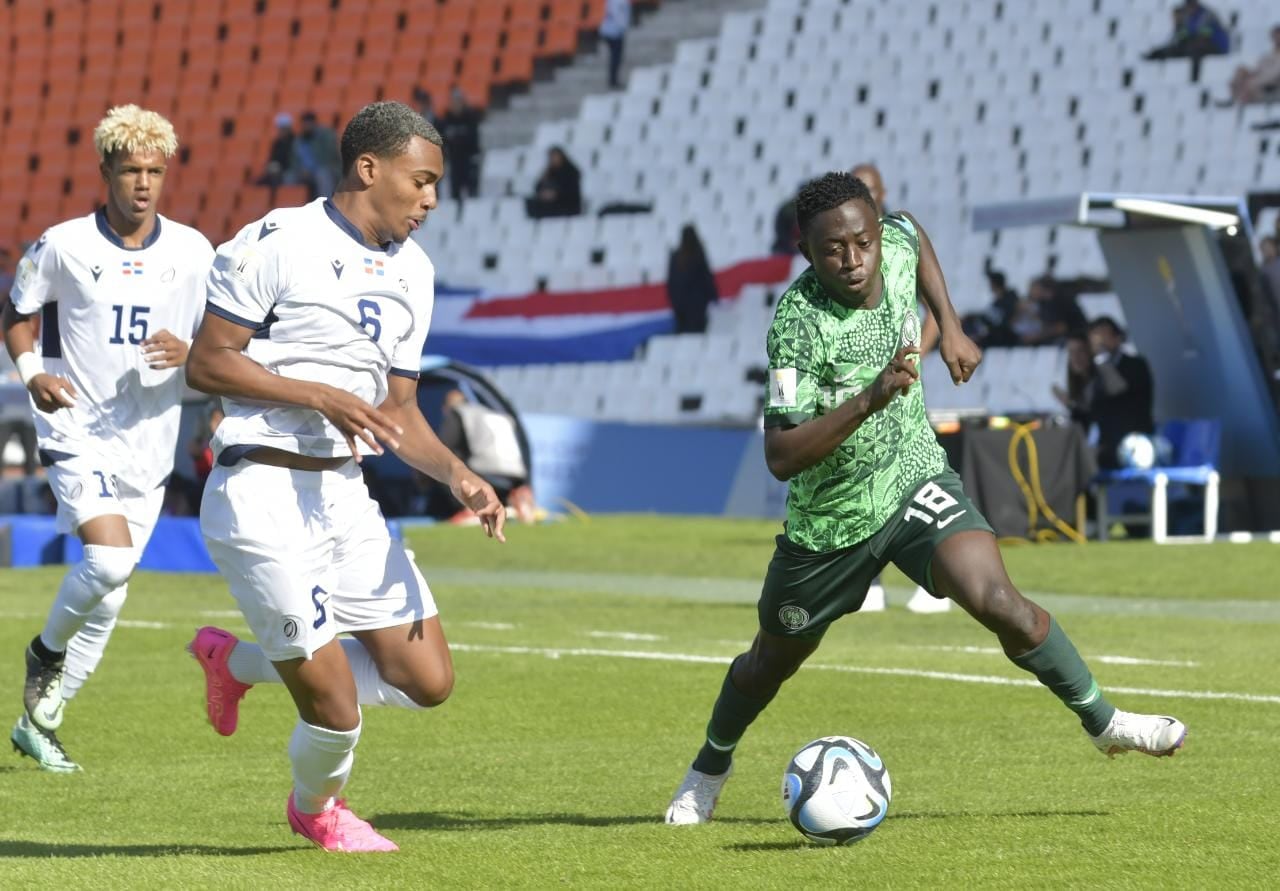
[92,104,178,162]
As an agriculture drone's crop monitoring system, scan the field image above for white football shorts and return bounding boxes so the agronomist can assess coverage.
[200,459,437,661]
[45,453,165,546]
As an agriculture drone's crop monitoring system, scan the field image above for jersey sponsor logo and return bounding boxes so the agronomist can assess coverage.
[398,277,408,294]
[90,264,103,282]
[778,604,810,630]
[331,259,344,279]
[363,257,385,277]
[121,260,143,276]
[259,221,280,239]
[769,367,798,408]
[281,615,302,641]
[161,267,175,283]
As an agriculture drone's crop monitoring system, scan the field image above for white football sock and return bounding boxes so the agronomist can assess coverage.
[229,638,423,710]
[61,586,127,700]
[40,545,136,652]
[289,712,361,814]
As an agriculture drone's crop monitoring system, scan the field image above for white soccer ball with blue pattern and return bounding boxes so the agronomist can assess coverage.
[781,736,891,845]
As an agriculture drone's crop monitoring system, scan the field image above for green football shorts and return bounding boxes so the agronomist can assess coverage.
[759,470,994,638]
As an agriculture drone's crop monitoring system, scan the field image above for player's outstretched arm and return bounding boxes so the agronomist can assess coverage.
[378,376,506,541]
[2,296,77,412]
[764,347,919,481]
[901,211,981,385]
[186,310,403,459]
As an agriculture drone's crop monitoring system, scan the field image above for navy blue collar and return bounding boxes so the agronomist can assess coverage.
[96,207,162,250]
[323,199,393,254]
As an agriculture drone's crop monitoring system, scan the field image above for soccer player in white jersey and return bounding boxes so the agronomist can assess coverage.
[185,101,505,853]
[4,105,214,772]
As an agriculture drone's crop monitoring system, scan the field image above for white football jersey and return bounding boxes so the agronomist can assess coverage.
[10,210,214,490]
[206,198,435,460]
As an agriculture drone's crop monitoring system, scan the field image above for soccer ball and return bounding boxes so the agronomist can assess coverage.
[780,736,892,845]
[1117,433,1173,470]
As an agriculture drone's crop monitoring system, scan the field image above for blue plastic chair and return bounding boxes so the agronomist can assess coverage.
[1094,419,1221,543]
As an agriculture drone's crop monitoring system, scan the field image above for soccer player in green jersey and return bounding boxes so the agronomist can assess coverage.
[664,172,1186,825]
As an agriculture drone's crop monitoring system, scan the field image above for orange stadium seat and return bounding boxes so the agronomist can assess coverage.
[0,0,636,245]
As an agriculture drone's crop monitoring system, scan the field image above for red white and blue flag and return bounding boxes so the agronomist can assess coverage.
[426,255,793,365]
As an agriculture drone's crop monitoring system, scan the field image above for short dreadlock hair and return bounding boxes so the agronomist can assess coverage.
[794,172,878,236]
[93,105,178,164]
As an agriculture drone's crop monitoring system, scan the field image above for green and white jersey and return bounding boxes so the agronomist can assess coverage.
[763,213,947,552]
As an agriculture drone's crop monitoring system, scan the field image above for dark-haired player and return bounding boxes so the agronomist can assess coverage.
[664,172,1185,825]
[185,101,505,852]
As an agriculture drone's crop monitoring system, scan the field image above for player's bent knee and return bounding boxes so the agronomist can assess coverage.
[81,545,138,597]
[404,671,454,708]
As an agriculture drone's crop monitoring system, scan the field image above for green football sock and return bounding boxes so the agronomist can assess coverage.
[1010,617,1116,736]
[691,657,777,775]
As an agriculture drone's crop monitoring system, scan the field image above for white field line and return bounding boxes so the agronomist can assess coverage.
[449,643,1280,705]
[116,620,171,630]
[458,621,518,631]
[198,610,243,618]
[907,644,1198,668]
[587,630,665,641]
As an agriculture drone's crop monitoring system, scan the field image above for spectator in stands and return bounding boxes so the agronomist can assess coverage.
[1086,317,1155,470]
[254,113,296,203]
[850,162,886,212]
[666,224,719,334]
[1020,276,1087,346]
[771,194,800,255]
[0,245,14,294]
[438,86,482,212]
[600,0,631,90]
[1051,332,1096,431]
[525,147,582,219]
[421,389,534,523]
[1261,235,1280,311]
[961,269,1020,348]
[291,110,342,200]
[412,86,439,129]
[1143,1,1231,82]
[1220,24,1280,104]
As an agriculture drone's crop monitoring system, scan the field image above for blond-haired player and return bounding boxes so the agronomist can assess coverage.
[4,104,214,771]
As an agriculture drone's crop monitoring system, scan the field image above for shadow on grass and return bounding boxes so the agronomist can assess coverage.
[0,840,298,858]
[374,812,776,831]
[726,809,1112,852]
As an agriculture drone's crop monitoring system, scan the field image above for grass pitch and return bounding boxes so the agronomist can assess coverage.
[2,516,1277,889]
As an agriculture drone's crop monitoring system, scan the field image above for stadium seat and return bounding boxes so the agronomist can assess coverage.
[1094,419,1222,544]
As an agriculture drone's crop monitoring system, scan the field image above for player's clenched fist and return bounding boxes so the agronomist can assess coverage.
[26,372,78,413]
[864,346,920,414]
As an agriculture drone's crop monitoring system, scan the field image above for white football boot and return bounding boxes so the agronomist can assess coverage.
[1089,709,1187,758]
[664,766,732,825]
